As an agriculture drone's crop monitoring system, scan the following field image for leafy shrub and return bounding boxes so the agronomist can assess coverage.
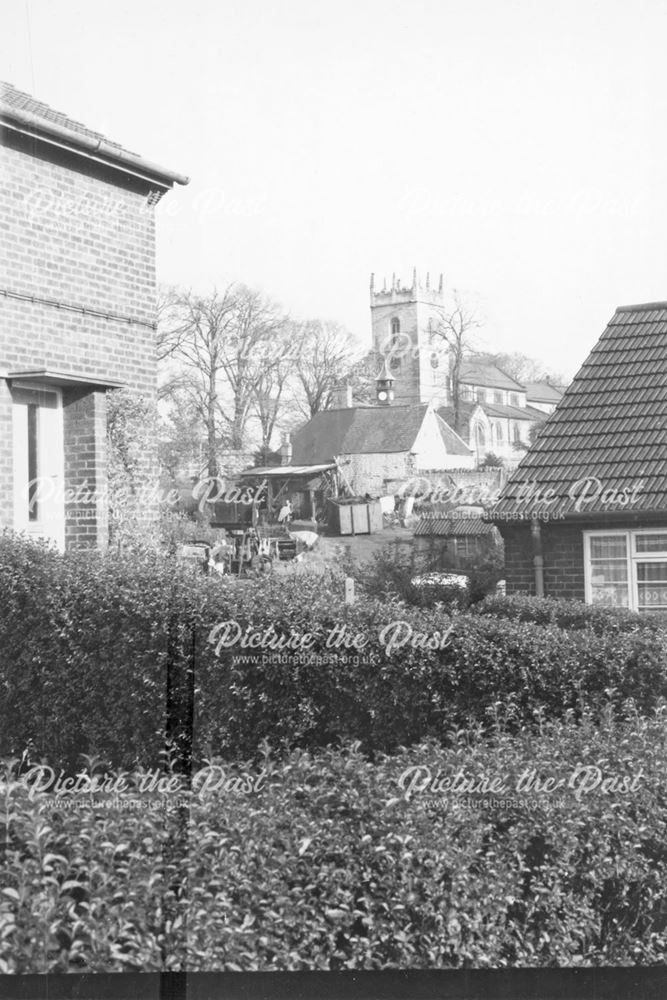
[2,532,667,766]
[475,594,667,634]
[1,709,665,971]
[351,542,502,609]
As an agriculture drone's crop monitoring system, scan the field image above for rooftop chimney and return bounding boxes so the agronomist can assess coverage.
[331,384,353,408]
[279,432,293,466]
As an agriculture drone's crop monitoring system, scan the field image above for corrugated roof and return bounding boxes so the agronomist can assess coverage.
[414,515,497,537]
[1,81,135,154]
[492,302,667,519]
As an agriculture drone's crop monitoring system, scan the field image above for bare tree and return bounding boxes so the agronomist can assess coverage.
[291,320,362,418]
[252,325,298,455]
[431,291,481,433]
[157,284,287,477]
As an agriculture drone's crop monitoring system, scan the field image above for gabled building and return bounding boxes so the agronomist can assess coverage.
[290,391,474,497]
[0,83,187,549]
[491,301,667,612]
[525,381,564,414]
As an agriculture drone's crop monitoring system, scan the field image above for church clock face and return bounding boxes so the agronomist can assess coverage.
[377,390,388,402]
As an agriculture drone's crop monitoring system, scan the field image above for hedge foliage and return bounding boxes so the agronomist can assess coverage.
[1,710,665,971]
[1,533,667,767]
[474,594,667,634]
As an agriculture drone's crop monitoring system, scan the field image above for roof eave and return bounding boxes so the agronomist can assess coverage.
[0,104,189,188]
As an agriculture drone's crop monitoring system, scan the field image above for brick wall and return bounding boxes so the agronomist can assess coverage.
[0,129,161,547]
[497,521,586,600]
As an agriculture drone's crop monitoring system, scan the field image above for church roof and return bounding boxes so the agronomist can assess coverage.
[291,404,470,463]
[460,361,525,391]
[525,381,565,404]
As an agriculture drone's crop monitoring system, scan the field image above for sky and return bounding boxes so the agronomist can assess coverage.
[3,0,667,379]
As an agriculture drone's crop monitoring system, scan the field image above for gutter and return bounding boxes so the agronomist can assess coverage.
[0,104,189,188]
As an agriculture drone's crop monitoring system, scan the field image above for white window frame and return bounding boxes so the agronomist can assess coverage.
[584,528,667,612]
[11,382,65,551]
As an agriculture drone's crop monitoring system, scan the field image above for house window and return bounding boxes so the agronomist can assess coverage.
[454,537,476,558]
[494,391,503,404]
[510,393,519,407]
[11,385,65,549]
[584,530,667,613]
[476,388,486,404]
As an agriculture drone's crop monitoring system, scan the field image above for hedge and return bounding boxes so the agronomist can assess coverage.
[1,710,665,970]
[474,594,667,634]
[1,532,667,768]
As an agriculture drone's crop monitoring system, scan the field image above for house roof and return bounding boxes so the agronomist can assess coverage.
[0,82,189,187]
[291,404,469,463]
[460,361,525,391]
[414,514,498,537]
[492,302,667,519]
[525,381,564,404]
[435,415,474,456]
[1,82,135,153]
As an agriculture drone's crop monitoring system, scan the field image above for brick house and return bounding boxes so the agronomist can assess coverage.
[0,83,188,549]
[491,302,667,613]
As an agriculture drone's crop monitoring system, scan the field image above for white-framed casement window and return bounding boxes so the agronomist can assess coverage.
[584,529,667,613]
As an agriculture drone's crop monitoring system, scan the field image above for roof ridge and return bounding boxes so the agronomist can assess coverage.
[615,300,667,313]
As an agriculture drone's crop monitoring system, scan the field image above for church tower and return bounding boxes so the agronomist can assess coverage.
[370,269,450,405]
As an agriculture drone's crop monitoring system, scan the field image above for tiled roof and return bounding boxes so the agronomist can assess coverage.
[435,415,474,456]
[460,361,525,391]
[525,381,564,404]
[492,302,667,519]
[291,404,470,463]
[437,402,480,442]
[414,514,497,537]
[1,81,136,154]
[480,402,548,421]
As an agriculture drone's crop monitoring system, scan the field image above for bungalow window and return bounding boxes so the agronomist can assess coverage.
[584,530,667,613]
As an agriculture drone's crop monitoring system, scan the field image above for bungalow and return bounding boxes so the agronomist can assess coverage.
[0,82,187,549]
[491,301,667,613]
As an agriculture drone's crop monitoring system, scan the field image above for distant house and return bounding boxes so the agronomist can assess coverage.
[414,512,502,571]
[441,361,550,466]
[491,301,667,613]
[524,381,564,414]
[290,383,474,497]
[0,83,187,549]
